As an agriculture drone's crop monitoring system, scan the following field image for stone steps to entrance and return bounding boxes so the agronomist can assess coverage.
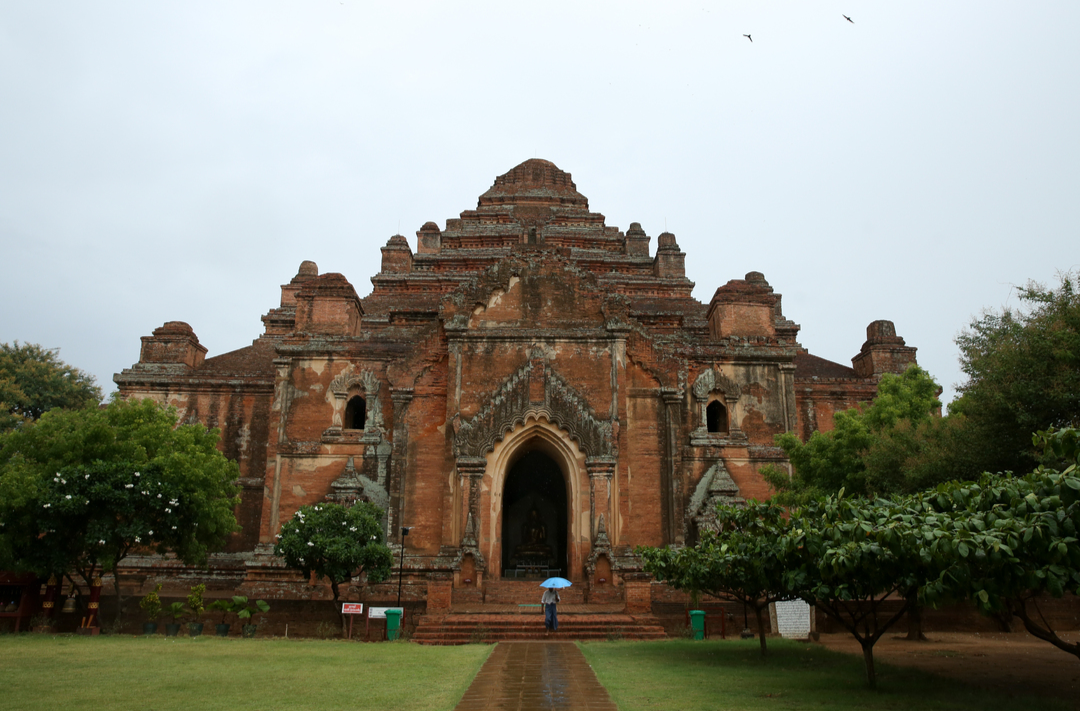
[412,612,667,645]
[477,579,588,605]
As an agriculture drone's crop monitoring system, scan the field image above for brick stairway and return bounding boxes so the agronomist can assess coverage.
[412,611,668,645]
[480,579,587,605]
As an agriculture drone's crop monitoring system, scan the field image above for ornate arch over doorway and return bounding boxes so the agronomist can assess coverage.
[451,359,616,580]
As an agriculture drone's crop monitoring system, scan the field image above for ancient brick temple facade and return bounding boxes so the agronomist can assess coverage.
[115,159,917,606]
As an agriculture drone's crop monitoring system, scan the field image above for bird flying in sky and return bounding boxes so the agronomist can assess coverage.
[843,15,853,23]
[743,33,752,42]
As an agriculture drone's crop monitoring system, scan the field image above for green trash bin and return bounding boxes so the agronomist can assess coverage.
[689,610,705,641]
[385,609,402,641]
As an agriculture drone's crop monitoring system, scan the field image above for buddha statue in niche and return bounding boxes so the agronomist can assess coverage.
[514,507,552,561]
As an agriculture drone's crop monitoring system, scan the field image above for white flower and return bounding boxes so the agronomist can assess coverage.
[135,536,141,542]
[99,539,105,545]
[157,494,162,498]
[61,478,66,484]
[171,526,177,530]
[148,530,153,535]
[85,474,90,479]
[43,503,51,508]
[85,500,89,504]
[307,541,314,546]
[125,484,134,489]
[65,495,71,500]
[165,508,172,513]
[350,527,357,532]
[298,557,305,564]
[134,472,140,477]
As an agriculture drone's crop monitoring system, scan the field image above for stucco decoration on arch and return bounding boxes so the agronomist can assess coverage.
[326,365,384,431]
[453,360,614,459]
[684,460,744,540]
[692,367,741,402]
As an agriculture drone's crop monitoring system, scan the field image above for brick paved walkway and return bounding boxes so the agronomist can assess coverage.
[454,641,618,710]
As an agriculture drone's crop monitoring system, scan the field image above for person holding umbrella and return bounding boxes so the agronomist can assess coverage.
[540,577,571,632]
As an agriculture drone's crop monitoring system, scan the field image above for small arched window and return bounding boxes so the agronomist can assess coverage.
[706,401,727,434]
[344,396,367,430]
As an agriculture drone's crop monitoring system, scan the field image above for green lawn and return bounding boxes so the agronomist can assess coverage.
[579,638,1071,711]
[0,635,492,711]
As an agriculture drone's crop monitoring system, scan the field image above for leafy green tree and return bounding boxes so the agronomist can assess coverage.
[0,342,102,431]
[638,500,795,656]
[765,365,943,504]
[784,493,944,688]
[925,427,1080,660]
[274,501,393,634]
[952,271,1080,475]
[0,398,240,621]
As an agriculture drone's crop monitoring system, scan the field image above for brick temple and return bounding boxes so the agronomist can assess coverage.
[115,159,917,616]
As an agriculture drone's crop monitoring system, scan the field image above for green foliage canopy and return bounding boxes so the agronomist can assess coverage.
[0,342,102,431]
[274,501,393,630]
[922,428,1080,659]
[952,271,1080,474]
[638,500,794,656]
[0,398,240,609]
[766,365,943,503]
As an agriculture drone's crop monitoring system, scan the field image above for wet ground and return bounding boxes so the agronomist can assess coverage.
[454,641,618,711]
[817,631,1080,708]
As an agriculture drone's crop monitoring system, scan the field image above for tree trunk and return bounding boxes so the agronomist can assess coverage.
[753,604,768,657]
[905,603,927,641]
[330,580,345,636]
[860,640,877,689]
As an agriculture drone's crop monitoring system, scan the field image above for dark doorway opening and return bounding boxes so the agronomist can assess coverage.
[345,396,366,430]
[706,401,727,433]
[502,450,567,579]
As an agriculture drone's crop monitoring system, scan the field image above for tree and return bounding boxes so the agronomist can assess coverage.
[0,342,102,431]
[784,493,944,688]
[925,427,1080,661]
[0,398,240,622]
[952,271,1080,475]
[274,501,393,634]
[638,500,795,656]
[765,365,943,505]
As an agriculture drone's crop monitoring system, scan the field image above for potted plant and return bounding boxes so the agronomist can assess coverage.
[186,584,206,637]
[209,598,234,637]
[163,602,185,636]
[235,596,270,638]
[139,584,163,635]
[207,595,270,637]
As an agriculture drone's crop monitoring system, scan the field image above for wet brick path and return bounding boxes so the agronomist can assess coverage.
[454,641,619,710]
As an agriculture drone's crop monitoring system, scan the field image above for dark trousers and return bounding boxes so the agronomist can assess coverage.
[545,603,558,630]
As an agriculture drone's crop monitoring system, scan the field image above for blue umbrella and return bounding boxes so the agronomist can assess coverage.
[540,577,572,588]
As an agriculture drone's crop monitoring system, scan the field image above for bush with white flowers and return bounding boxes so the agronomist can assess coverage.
[273,501,393,634]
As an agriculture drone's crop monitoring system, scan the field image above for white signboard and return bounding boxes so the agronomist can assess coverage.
[368,606,403,619]
[773,600,812,640]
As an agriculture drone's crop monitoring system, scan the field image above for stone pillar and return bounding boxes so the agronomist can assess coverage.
[455,457,486,547]
[660,387,682,545]
[388,388,414,543]
[587,456,616,550]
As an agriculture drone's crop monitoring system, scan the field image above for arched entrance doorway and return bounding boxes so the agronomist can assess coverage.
[501,450,567,578]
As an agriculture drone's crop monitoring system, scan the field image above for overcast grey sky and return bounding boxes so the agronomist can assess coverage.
[2,1,1077,407]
